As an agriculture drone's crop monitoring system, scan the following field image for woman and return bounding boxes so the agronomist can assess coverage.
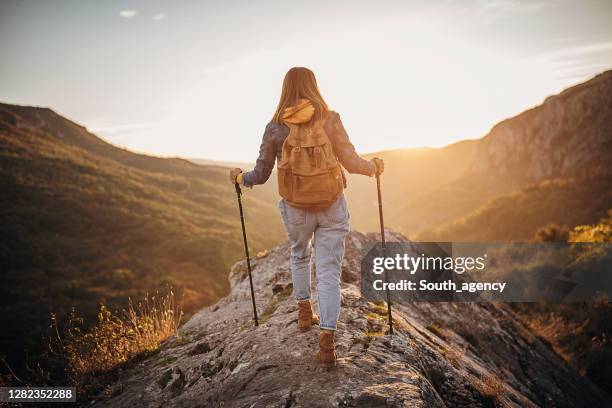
[229,67,383,366]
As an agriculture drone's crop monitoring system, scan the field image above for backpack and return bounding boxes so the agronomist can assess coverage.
[277,118,344,210]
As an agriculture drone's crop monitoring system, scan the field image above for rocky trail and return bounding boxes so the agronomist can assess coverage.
[94,231,610,407]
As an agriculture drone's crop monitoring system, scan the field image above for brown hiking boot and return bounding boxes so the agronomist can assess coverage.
[317,329,336,367]
[297,300,319,331]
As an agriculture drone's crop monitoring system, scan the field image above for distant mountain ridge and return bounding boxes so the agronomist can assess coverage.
[353,70,612,240]
[468,70,612,182]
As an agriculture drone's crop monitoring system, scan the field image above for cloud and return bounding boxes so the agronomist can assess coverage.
[153,13,166,21]
[119,10,137,19]
[537,41,612,81]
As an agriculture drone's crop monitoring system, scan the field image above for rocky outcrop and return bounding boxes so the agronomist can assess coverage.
[395,70,612,238]
[93,231,610,407]
[468,70,612,183]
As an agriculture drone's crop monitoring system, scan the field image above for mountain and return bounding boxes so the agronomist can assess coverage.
[0,103,284,370]
[343,71,612,241]
[419,176,612,242]
[344,140,479,232]
[91,231,610,407]
[467,70,612,183]
[419,70,612,241]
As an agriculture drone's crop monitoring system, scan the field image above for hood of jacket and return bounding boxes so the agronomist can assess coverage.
[282,98,315,125]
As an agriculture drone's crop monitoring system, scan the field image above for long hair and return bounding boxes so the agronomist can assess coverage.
[273,67,330,123]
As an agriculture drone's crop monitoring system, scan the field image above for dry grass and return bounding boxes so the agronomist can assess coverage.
[526,313,575,359]
[439,346,465,368]
[426,322,447,340]
[365,312,382,320]
[368,301,405,334]
[48,291,183,384]
[259,286,292,325]
[368,301,389,316]
[477,374,507,407]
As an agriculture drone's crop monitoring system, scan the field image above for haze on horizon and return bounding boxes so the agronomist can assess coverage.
[1,0,611,162]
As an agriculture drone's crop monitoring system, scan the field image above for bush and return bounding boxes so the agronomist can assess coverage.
[534,224,569,242]
[570,209,612,243]
[41,291,183,399]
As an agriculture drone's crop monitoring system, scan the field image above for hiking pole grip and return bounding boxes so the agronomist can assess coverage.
[375,173,394,335]
[235,182,259,326]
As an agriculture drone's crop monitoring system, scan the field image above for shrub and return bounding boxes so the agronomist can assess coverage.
[477,374,506,407]
[44,291,183,397]
[534,224,569,242]
[426,322,447,340]
[570,209,612,243]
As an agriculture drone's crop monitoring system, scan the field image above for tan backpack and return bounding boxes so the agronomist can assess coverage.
[277,118,344,210]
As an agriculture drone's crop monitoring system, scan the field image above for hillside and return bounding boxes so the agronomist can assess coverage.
[344,140,479,232]
[419,176,612,242]
[355,71,612,240]
[92,231,610,407]
[0,103,284,373]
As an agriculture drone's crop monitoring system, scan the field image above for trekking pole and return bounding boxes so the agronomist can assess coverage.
[235,182,259,326]
[376,172,394,335]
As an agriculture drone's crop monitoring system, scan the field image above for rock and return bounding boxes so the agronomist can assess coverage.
[467,71,612,184]
[157,369,172,389]
[256,249,269,258]
[188,341,211,356]
[205,360,222,377]
[272,282,292,295]
[167,367,185,396]
[94,231,611,407]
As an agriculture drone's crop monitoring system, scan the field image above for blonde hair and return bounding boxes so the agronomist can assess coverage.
[273,67,330,123]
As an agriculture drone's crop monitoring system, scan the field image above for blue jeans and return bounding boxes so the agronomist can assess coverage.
[278,195,350,331]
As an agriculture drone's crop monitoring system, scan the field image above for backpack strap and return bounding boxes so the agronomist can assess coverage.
[288,123,300,150]
[321,113,348,188]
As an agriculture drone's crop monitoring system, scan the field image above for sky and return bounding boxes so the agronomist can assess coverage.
[1,0,611,162]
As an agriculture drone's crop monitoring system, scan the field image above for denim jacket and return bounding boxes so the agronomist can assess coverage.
[242,111,374,187]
